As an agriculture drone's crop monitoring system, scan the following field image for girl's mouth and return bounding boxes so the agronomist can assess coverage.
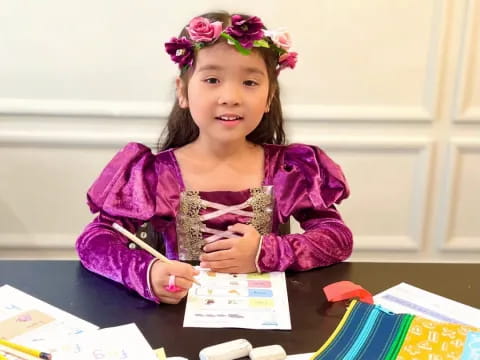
[215,115,243,121]
[215,115,243,127]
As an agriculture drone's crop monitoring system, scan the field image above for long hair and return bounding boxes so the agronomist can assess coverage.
[158,11,286,151]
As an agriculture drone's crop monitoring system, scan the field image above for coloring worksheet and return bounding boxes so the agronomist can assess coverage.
[184,270,291,330]
[0,286,159,359]
[0,285,98,359]
[52,323,158,360]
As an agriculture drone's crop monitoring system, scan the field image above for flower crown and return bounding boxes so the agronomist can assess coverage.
[165,15,298,73]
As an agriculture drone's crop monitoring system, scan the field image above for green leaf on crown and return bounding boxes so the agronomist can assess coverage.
[220,33,251,55]
[253,39,269,48]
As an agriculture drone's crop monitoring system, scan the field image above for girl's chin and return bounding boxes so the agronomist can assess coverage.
[203,134,250,146]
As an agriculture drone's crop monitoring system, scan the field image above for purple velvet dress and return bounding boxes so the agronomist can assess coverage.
[76,142,353,302]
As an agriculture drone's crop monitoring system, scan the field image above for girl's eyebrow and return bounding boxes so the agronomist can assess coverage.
[197,64,266,77]
[197,64,223,72]
[242,66,267,77]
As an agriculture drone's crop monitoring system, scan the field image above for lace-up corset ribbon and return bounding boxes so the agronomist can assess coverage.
[176,186,274,260]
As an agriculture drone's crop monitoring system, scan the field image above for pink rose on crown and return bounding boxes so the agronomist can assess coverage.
[278,51,298,72]
[265,30,292,51]
[186,17,223,43]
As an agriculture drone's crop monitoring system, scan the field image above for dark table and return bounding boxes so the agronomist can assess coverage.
[0,261,478,358]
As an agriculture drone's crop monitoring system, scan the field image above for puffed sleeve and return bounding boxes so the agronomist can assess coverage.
[76,142,175,303]
[257,144,353,272]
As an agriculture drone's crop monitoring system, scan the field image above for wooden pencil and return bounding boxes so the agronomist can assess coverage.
[0,339,51,360]
[112,223,201,286]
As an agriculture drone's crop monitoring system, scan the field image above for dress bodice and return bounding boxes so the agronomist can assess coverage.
[176,186,273,260]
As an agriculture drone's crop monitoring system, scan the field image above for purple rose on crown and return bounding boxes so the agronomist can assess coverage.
[225,15,264,49]
[164,37,194,68]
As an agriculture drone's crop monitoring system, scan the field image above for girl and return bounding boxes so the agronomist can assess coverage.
[76,11,353,304]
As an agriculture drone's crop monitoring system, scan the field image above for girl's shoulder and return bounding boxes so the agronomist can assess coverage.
[102,142,181,176]
[264,143,341,171]
[86,142,180,219]
[112,142,176,164]
[264,143,349,205]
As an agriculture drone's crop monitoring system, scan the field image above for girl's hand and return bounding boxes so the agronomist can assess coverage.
[199,223,261,273]
[149,260,199,304]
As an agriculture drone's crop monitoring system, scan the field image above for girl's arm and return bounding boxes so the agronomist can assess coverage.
[256,206,353,272]
[257,143,353,272]
[76,142,188,302]
[76,212,161,302]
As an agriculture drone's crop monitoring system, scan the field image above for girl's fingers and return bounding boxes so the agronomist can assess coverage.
[158,289,189,304]
[203,239,234,253]
[150,260,200,300]
[169,276,194,290]
[206,259,238,271]
[200,250,234,262]
[168,261,198,280]
[228,223,252,235]
[212,266,241,274]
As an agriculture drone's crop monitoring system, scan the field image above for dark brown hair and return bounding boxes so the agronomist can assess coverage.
[158,11,286,151]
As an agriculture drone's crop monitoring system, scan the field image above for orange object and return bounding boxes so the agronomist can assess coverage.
[323,281,373,304]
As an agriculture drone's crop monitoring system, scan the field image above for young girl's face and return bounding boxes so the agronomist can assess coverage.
[179,42,270,145]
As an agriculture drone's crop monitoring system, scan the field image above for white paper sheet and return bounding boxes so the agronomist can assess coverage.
[0,284,99,359]
[0,286,160,360]
[374,282,480,328]
[286,353,314,360]
[184,270,291,329]
[53,323,158,360]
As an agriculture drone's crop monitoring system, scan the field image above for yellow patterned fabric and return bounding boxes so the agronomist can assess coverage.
[396,317,480,360]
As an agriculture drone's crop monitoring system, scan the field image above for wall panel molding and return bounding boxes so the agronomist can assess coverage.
[452,0,480,122]
[292,136,433,253]
[437,139,480,251]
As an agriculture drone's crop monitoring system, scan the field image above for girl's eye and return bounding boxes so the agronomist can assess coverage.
[244,80,258,87]
[204,78,219,84]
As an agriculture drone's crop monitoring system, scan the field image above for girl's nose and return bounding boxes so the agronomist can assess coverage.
[218,84,241,106]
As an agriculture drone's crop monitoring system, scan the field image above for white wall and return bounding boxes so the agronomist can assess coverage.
[1,0,479,262]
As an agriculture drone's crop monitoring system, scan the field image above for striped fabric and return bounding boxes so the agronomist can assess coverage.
[312,300,480,360]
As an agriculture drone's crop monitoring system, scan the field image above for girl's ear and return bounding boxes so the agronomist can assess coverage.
[176,77,189,109]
